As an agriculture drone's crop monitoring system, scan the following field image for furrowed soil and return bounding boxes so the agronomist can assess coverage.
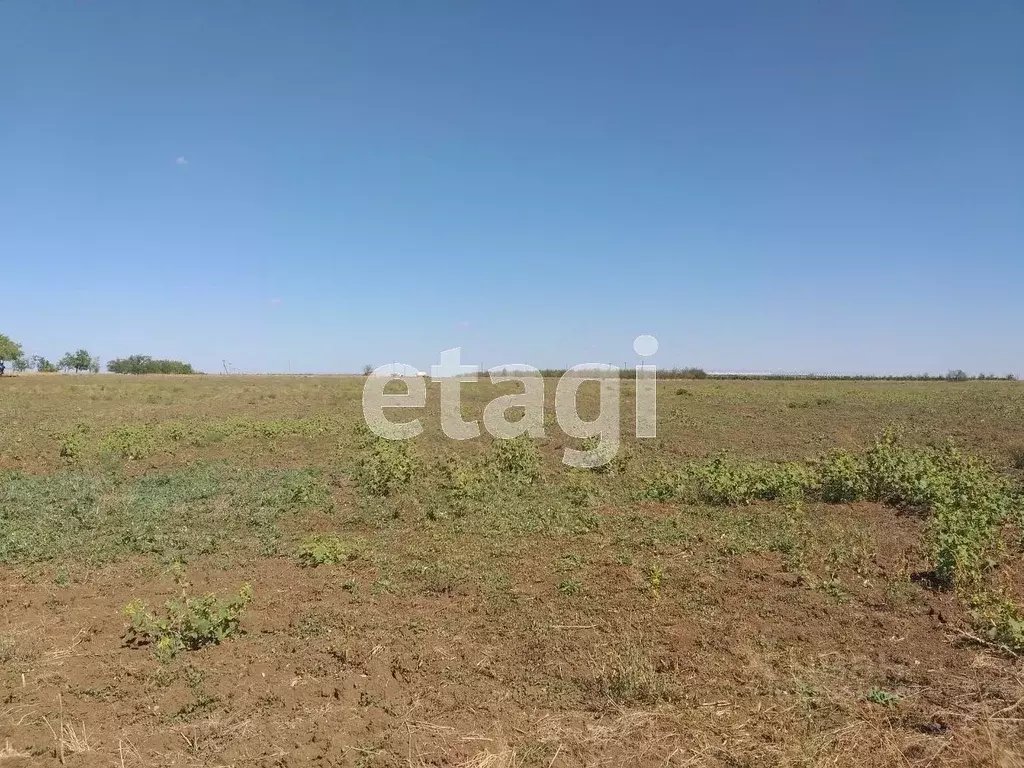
[2,375,1023,767]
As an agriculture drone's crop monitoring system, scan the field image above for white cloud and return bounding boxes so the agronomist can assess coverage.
[175,156,189,166]
[268,298,282,306]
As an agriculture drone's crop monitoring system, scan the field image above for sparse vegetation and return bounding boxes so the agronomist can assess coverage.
[1,375,1023,765]
[295,534,361,567]
[357,434,416,495]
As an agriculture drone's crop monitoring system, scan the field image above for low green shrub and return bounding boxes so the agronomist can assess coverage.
[123,584,253,661]
[487,435,541,483]
[357,437,416,496]
[295,534,360,567]
[56,423,90,462]
[815,450,868,503]
[678,456,812,505]
[578,436,630,474]
[972,593,1024,653]
[635,466,679,501]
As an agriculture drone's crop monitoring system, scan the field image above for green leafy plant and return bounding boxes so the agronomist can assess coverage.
[557,579,583,596]
[868,692,901,708]
[295,534,360,567]
[487,435,541,483]
[866,688,898,707]
[972,593,1024,653]
[577,436,630,474]
[815,450,868,502]
[635,465,678,501]
[677,455,812,505]
[123,584,253,662]
[56,423,91,462]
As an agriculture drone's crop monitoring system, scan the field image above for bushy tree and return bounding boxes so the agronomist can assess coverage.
[13,357,29,372]
[107,354,196,374]
[59,349,94,373]
[0,333,24,376]
[30,355,57,373]
[946,369,969,382]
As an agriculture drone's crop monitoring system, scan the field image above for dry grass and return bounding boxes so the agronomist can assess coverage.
[0,741,30,761]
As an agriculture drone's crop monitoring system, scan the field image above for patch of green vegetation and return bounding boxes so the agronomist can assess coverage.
[486,435,541,483]
[557,578,583,596]
[357,436,416,496]
[971,593,1024,654]
[123,584,253,662]
[678,456,813,505]
[0,464,336,565]
[55,423,90,463]
[576,436,630,474]
[295,534,361,567]
[866,688,898,707]
[100,424,158,460]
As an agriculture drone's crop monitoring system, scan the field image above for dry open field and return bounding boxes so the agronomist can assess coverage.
[1,374,1023,767]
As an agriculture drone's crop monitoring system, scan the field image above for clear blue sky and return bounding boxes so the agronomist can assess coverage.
[2,1,1021,375]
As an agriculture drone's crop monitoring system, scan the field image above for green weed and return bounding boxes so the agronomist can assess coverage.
[358,437,416,496]
[296,534,361,567]
[487,435,541,483]
[123,584,253,662]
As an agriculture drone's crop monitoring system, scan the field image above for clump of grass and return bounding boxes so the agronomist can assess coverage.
[596,636,669,705]
[295,534,360,567]
[284,471,333,511]
[867,688,898,707]
[563,472,600,506]
[123,584,253,662]
[0,635,17,664]
[557,578,583,596]
[437,456,487,503]
[645,564,664,599]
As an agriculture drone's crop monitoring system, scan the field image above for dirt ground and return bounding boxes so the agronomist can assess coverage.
[1,376,1023,766]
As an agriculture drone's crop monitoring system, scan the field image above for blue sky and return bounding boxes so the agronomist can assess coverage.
[2,1,1021,375]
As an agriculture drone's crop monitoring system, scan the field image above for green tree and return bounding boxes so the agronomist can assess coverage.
[31,356,57,373]
[107,354,195,374]
[0,333,24,376]
[59,349,94,373]
[13,357,29,372]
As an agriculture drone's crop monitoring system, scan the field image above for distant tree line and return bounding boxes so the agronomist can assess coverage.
[530,367,1017,381]
[107,355,196,375]
[0,333,197,376]
[0,335,100,374]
